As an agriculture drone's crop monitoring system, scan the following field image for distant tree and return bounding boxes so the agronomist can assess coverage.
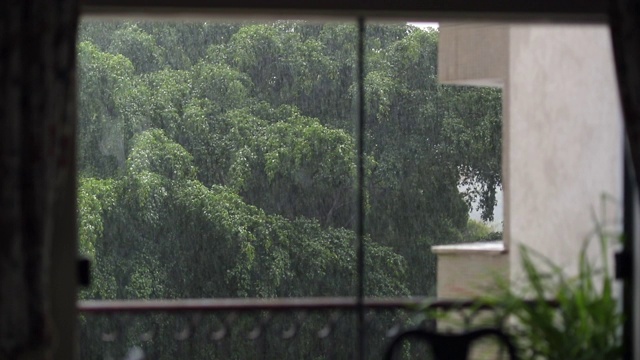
[77,19,501,303]
[107,24,165,74]
[78,128,407,300]
[77,20,503,359]
[77,41,136,177]
[224,106,356,228]
[361,27,502,294]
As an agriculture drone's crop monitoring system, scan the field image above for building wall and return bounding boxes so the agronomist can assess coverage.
[507,24,623,281]
[433,242,508,298]
[435,23,623,296]
[438,22,507,87]
[435,23,510,299]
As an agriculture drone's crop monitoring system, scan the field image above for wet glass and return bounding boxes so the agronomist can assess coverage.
[77,20,361,301]
[76,18,506,359]
[362,22,503,298]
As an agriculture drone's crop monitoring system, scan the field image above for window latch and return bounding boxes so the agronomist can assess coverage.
[615,251,631,280]
[78,257,91,287]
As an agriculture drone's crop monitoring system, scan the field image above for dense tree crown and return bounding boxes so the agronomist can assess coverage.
[77,19,502,359]
[78,20,501,303]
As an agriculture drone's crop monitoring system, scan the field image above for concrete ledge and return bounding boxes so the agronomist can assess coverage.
[432,240,505,255]
[438,22,508,87]
[432,241,508,299]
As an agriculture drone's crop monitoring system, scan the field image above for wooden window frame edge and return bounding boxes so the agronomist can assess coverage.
[80,0,608,23]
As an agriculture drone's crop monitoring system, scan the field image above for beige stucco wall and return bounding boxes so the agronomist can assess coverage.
[433,25,622,359]
[506,24,623,281]
[433,242,508,298]
[436,23,622,293]
[435,23,510,300]
[438,22,508,87]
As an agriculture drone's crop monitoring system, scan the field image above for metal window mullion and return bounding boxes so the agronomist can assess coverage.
[356,16,366,360]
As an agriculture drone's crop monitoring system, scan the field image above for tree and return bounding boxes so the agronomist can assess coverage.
[225,106,356,228]
[77,20,502,358]
[359,27,502,293]
[107,24,165,74]
[77,41,137,178]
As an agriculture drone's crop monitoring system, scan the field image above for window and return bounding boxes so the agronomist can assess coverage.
[77,18,507,358]
[74,2,628,359]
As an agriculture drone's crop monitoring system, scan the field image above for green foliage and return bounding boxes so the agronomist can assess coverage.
[190,62,253,112]
[442,87,502,221]
[76,19,505,359]
[108,24,165,74]
[78,178,120,300]
[479,227,622,359]
[231,109,356,227]
[463,219,501,242]
[77,21,503,358]
[77,41,136,177]
[357,25,502,293]
[77,178,117,259]
[127,129,197,181]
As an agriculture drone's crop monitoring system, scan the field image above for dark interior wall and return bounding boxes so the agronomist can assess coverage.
[8,1,640,360]
[80,0,608,21]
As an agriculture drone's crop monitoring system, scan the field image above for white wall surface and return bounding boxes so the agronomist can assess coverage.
[506,25,623,281]
[438,22,508,87]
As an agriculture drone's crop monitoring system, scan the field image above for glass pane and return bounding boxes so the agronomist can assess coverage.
[77,20,366,300]
[76,18,624,360]
[363,22,503,297]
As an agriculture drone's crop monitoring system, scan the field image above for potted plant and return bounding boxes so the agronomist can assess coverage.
[476,218,623,360]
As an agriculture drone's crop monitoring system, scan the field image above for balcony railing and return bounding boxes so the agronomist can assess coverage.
[78,297,518,359]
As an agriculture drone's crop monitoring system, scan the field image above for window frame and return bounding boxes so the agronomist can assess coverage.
[68,2,634,360]
[80,0,608,22]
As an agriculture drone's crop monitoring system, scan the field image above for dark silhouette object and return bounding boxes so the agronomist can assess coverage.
[384,328,518,360]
